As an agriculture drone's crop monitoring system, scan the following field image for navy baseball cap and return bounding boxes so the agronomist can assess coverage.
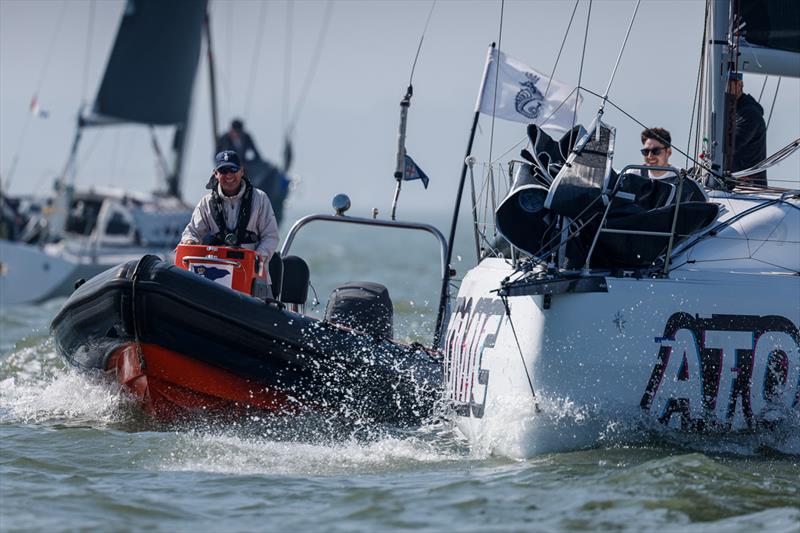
[214,150,241,172]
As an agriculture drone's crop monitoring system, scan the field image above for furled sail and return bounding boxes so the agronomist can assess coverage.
[83,0,207,126]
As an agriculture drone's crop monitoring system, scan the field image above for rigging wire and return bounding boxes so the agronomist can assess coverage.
[686,0,709,169]
[577,86,723,178]
[4,0,69,190]
[569,0,592,149]
[599,0,640,108]
[407,0,437,87]
[286,0,335,137]
[766,77,781,129]
[243,1,269,118]
[757,75,769,103]
[80,0,96,107]
[487,0,505,167]
[281,1,294,137]
[542,0,580,102]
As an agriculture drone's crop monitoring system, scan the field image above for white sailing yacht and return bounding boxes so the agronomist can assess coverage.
[0,0,207,305]
[441,0,799,457]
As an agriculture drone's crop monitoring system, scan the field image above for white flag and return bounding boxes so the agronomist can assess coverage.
[476,48,582,137]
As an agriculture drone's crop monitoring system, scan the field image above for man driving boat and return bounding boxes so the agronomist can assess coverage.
[180,150,279,264]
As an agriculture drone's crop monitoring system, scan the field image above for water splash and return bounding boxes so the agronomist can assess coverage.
[159,423,468,476]
[0,338,136,427]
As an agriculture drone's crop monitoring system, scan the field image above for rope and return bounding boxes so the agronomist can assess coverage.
[286,0,335,137]
[487,0,505,168]
[500,295,539,408]
[244,1,269,118]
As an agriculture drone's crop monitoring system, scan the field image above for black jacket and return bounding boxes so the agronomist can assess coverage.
[217,131,262,162]
[733,93,767,185]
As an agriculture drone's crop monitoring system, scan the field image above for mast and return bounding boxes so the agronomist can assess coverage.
[205,8,220,152]
[705,0,730,178]
[433,43,494,348]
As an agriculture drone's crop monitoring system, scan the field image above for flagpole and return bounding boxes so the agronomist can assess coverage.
[433,43,495,349]
[391,85,413,220]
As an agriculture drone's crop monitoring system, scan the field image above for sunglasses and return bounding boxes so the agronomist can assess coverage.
[640,147,666,156]
[216,167,239,175]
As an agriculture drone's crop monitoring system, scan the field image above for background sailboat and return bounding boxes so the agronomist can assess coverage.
[0,0,208,305]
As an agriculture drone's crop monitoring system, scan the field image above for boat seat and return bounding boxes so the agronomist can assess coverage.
[597,201,720,267]
[610,172,676,214]
[268,252,283,299]
[280,255,310,305]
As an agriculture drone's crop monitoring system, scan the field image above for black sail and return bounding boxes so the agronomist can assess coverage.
[85,0,207,126]
[741,0,800,53]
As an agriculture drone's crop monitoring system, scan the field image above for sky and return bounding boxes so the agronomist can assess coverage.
[1,0,798,217]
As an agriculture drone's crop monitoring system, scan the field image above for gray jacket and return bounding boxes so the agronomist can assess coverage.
[181,182,279,259]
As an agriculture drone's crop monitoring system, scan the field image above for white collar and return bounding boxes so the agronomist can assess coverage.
[217,181,245,200]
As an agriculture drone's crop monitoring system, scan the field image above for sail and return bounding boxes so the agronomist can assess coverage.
[84,0,207,126]
[739,0,800,77]
[741,0,800,53]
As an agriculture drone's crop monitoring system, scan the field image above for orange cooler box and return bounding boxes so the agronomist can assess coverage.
[175,244,267,296]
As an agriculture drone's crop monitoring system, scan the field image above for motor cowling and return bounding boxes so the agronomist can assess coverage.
[325,282,393,339]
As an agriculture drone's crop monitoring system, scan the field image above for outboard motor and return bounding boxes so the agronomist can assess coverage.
[325,282,393,339]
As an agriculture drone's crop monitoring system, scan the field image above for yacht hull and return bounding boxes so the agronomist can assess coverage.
[444,258,800,457]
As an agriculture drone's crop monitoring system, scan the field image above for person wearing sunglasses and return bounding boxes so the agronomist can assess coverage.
[638,127,675,179]
[181,150,279,265]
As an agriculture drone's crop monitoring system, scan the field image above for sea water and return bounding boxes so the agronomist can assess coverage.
[1,210,798,532]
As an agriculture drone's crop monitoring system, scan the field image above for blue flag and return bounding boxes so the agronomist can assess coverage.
[403,154,430,189]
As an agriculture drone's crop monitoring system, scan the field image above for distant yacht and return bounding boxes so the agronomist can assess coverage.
[2,0,203,305]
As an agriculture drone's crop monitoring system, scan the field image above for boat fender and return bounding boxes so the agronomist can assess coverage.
[325,282,393,340]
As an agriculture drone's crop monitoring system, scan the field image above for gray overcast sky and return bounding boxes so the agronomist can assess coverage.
[1,0,798,215]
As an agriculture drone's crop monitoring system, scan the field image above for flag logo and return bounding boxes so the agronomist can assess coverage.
[477,48,582,136]
[515,73,545,120]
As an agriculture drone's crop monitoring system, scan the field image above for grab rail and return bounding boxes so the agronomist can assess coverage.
[279,197,451,348]
[582,164,685,275]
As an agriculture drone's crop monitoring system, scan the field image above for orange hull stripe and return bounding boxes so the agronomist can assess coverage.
[108,343,297,418]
